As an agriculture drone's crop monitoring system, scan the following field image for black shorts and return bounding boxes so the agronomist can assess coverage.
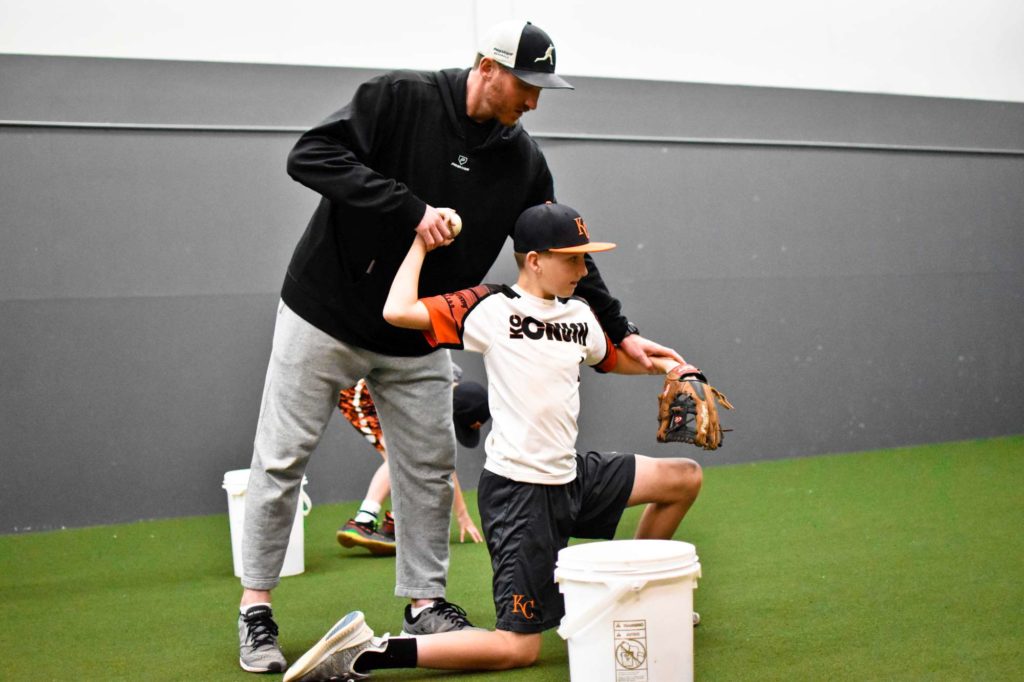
[477,451,636,634]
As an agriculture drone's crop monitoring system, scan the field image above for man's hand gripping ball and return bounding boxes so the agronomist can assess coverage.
[436,207,462,238]
[657,363,734,450]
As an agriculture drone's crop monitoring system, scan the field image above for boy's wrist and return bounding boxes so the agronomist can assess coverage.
[655,358,682,375]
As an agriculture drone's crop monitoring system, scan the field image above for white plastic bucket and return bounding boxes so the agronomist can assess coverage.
[555,539,701,682]
[223,468,312,578]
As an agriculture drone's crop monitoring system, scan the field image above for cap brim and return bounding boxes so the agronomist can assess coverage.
[549,241,617,254]
[510,69,574,90]
[454,423,481,448]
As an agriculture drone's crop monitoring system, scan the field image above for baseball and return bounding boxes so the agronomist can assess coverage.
[438,207,462,238]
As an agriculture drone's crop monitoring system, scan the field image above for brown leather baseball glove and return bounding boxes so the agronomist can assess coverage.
[657,363,734,450]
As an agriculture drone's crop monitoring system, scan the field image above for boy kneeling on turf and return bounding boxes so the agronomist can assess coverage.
[284,203,704,681]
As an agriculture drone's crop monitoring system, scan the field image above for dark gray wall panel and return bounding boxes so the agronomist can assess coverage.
[1,55,1021,531]
[0,294,483,530]
[0,127,306,299]
[542,141,1024,463]
[4,54,1023,151]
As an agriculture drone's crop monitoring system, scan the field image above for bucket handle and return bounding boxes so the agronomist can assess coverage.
[556,579,647,640]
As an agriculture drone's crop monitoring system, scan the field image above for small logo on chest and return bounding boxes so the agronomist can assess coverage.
[450,154,470,172]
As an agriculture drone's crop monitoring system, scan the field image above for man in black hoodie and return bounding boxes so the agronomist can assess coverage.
[236,20,682,674]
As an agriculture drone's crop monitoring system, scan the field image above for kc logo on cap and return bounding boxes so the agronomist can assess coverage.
[574,217,589,238]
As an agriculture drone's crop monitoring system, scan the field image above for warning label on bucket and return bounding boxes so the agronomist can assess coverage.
[613,620,648,681]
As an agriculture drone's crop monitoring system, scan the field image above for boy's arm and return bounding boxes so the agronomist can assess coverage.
[383,236,431,330]
[610,349,681,376]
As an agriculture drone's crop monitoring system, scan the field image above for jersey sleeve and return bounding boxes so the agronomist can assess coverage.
[577,300,618,373]
[419,284,501,349]
[591,332,618,373]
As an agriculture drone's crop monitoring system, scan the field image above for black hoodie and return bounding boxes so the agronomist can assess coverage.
[283,68,626,356]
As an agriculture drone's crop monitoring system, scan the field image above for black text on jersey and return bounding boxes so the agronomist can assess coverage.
[509,315,590,345]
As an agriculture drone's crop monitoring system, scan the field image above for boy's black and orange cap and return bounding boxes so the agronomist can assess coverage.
[513,203,617,254]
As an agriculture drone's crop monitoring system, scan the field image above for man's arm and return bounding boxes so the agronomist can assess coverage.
[382,236,431,330]
[576,255,684,370]
[575,255,627,340]
[286,74,428,233]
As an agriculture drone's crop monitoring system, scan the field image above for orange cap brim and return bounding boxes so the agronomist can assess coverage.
[548,241,617,254]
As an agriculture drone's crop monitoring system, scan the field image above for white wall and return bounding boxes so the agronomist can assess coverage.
[2,0,1023,102]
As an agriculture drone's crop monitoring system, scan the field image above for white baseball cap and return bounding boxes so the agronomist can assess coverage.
[477,20,574,90]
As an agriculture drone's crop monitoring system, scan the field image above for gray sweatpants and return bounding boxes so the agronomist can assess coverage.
[242,301,455,597]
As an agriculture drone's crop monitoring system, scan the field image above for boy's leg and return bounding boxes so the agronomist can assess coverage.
[627,455,703,539]
[364,459,391,501]
[347,460,390,526]
[336,457,397,555]
[284,614,540,682]
[337,381,395,549]
[411,628,542,670]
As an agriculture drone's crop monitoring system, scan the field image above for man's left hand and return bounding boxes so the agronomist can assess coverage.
[619,334,684,372]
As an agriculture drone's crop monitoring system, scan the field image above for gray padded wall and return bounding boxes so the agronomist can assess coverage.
[2,55,1022,531]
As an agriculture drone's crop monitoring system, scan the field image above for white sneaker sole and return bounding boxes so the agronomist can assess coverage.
[239,657,285,673]
[283,611,372,682]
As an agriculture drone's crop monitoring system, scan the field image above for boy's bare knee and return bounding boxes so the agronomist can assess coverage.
[510,642,542,668]
[631,455,704,506]
[496,630,542,668]
[672,458,702,498]
[683,458,703,484]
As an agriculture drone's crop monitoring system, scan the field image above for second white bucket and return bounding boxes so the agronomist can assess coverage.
[555,539,701,682]
[223,468,312,578]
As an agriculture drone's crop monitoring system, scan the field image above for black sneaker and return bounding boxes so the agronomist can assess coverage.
[238,604,287,673]
[336,517,396,556]
[401,599,486,635]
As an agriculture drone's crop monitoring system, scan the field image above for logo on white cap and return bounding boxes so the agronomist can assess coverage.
[477,20,573,90]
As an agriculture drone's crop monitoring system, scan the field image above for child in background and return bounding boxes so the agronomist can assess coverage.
[335,369,489,555]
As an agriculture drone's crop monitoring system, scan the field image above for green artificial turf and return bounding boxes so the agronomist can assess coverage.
[2,436,1022,681]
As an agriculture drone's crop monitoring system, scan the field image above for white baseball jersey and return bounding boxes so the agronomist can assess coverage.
[421,283,618,484]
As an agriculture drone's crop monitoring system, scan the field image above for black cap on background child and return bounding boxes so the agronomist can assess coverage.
[453,381,490,448]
